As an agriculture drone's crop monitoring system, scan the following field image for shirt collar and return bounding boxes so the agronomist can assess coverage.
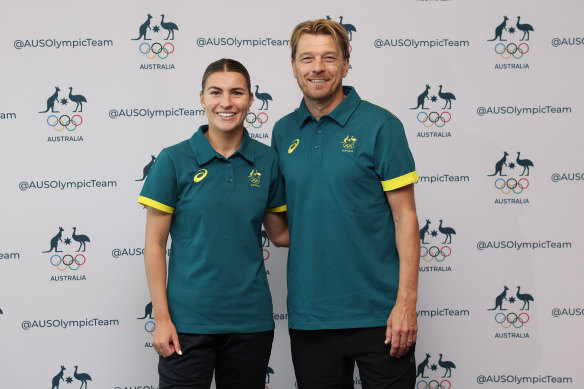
[295,86,360,127]
[189,125,255,165]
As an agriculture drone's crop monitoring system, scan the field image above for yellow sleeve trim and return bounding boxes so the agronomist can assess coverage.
[138,196,175,214]
[381,171,419,191]
[266,204,287,213]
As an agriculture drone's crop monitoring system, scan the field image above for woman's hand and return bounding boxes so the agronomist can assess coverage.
[152,317,182,358]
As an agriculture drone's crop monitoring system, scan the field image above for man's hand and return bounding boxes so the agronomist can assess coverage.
[385,300,418,358]
[384,184,419,358]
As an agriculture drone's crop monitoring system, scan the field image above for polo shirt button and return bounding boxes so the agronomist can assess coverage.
[227,164,231,168]
[314,145,319,149]
[317,129,322,134]
[228,178,233,182]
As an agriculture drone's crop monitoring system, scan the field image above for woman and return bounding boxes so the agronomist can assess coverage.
[138,58,288,389]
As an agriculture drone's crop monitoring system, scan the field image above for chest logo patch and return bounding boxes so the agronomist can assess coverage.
[288,139,300,154]
[193,169,208,183]
[341,135,357,152]
[249,169,262,187]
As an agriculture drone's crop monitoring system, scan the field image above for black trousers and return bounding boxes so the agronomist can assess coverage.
[290,327,416,389]
[159,331,274,389]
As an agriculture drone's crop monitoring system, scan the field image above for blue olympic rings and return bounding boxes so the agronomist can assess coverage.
[494,42,529,59]
[494,178,529,194]
[145,320,155,333]
[494,312,530,328]
[417,379,452,389]
[416,111,451,128]
[50,254,87,271]
[139,42,175,59]
[47,114,83,131]
[244,112,269,129]
[421,245,451,262]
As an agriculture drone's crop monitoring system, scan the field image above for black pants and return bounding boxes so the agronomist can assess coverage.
[159,331,274,389]
[290,327,416,389]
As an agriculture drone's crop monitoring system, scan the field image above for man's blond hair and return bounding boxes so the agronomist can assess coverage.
[290,19,350,60]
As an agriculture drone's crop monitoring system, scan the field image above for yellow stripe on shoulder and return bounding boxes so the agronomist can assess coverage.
[266,204,287,213]
[361,99,396,117]
[381,171,419,191]
[138,196,175,213]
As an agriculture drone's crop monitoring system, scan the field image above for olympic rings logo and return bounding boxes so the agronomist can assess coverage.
[494,43,529,60]
[420,246,451,262]
[494,312,530,328]
[417,379,452,389]
[47,114,83,132]
[416,111,452,128]
[494,178,529,194]
[342,136,357,150]
[244,112,269,129]
[263,249,270,261]
[139,42,175,59]
[145,320,155,333]
[50,254,87,271]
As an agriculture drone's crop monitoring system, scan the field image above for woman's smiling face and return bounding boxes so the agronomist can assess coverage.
[200,71,253,134]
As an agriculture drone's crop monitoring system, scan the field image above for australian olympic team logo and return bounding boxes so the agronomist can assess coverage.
[50,364,92,389]
[487,151,534,195]
[43,226,91,272]
[487,16,534,60]
[131,13,178,59]
[419,219,456,263]
[488,285,534,330]
[138,301,155,334]
[341,135,357,152]
[249,169,262,187]
[410,84,455,132]
[39,86,87,132]
[245,84,272,130]
[416,352,456,389]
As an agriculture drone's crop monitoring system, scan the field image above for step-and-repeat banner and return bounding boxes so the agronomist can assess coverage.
[1,1,583,388]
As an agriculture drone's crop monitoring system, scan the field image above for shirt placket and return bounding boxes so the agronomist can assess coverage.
[223,157,236,191]
[311,118,322,161]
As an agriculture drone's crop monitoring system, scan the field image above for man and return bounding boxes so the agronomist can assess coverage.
[271,19,420,388]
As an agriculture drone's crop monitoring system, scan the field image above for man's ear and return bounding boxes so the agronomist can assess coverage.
[342,58,350,78]
[292,59,298,79]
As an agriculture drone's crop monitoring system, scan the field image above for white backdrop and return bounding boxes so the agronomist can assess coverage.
[1,1,583,388]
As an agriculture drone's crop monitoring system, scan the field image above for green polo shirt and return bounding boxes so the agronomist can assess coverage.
[272,86,418,330]
[138,126,286,334]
